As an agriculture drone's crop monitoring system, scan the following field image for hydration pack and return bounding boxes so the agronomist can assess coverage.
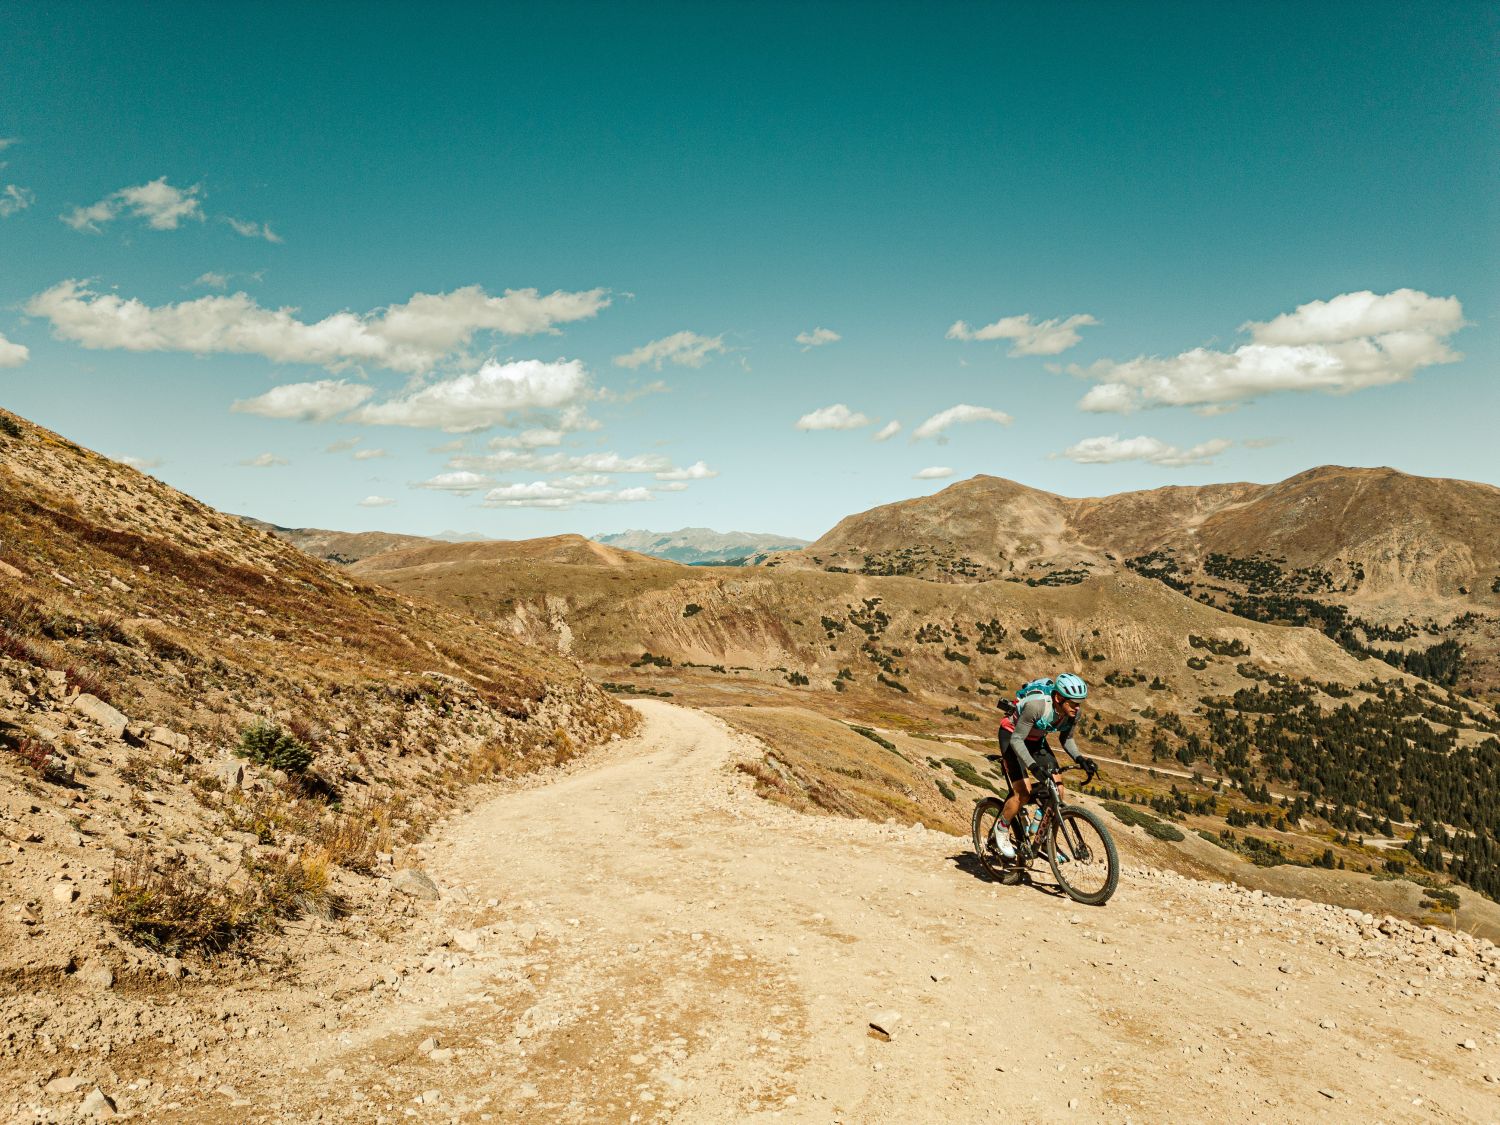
[1005,677,1067,734]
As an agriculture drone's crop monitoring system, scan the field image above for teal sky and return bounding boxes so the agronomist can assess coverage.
[2,2,1495,540]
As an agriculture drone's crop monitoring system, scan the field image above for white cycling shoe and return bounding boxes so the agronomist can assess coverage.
[990,823,1017,860]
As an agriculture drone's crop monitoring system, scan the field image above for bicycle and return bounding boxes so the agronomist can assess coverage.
[970,763,1119,906]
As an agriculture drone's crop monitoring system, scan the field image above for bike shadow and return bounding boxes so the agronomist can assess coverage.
[947,852,1070,900]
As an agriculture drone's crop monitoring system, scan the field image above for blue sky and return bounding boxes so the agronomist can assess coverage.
[1,2,1495,540]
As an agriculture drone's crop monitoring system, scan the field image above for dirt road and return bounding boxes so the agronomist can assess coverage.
[157,701,1497,1123]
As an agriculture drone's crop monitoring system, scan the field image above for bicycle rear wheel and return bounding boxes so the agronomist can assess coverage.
[1047,805,1119,905]
[971,797,1024,885]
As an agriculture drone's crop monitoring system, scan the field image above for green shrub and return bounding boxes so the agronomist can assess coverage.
[238,721,315,774]
[935,778,956,801]
[942,757,1001,796]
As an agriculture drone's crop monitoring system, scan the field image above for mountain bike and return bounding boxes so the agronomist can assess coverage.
[970,763,1119,906]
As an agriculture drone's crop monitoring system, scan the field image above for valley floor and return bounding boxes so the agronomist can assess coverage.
[15,701,1500,1123]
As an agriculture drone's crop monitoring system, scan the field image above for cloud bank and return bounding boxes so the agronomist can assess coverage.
[1071,289,1464,413]
[27,280,611,374]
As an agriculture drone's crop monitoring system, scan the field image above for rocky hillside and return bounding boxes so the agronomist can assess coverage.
[0,407,635,1008]
[595,527,810,565]
[237,516,439,565]
[773,468,1500,701]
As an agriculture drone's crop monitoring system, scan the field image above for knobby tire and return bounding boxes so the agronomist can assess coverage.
[1047,804,1119,906]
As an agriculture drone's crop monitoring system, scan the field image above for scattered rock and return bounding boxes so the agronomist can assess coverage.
[393,868,441,900]
[45,1075,89,1094]
[1460,1039,1477,1050]
[51,883,79,906]
[428,1048,455,1064]
[72,694,128,739]
[418,1036,440,1055]
[210,759,246,791]
[450,928,480,953]
[79,1086,117,1117]
[1278,963,1294,975]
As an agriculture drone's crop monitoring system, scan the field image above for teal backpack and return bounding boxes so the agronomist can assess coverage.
[1011,677,1067,734]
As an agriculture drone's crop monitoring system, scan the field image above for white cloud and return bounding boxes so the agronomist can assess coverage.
[654,460,717,481]
[415,470,491,494]
[358,495,395,507]
[231,379,375,422]
[451,449,674,475]
[912,403,1012,441]
[1245,289,1464,346]
[26,280,611,374]
[226,217,282,243]
[914,466,954,479]
[655,481,688,492]
[795,326,841,349]
[1058,434,1233,467]
[324,436,361,453]
[487,427,565,450]
[873,420,902,442]
[63,177,203,232]
[795,403,874,431]
[117,454,162,470]
[428,437,466,453]
[0,185,33,216]
[241,452,288,467]
[1071,289,1465,413]
[479,480,655,509]
[947,312,1097,356]
[192,272,231,290]
[614,330,725,370]
[352,447,388,460]
[348,358,590,432]
[0,332,28,367]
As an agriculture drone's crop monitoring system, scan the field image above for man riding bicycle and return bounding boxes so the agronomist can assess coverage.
[991,672,1097,860]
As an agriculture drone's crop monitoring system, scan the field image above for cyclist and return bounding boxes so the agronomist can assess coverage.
[990,672,1097,860]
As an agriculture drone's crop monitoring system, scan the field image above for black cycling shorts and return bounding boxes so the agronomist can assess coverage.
[1001,739,1058,785]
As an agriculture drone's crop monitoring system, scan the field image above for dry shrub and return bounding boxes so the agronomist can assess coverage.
[244,849,340,920]
[64,663,113,703]
[100,854,261,956]
[5,734,53,775]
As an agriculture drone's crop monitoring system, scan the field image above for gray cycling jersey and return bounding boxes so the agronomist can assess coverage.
[1007,694,1081,772]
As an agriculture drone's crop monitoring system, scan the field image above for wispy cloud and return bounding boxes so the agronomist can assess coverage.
[414,470,491,494]
[0,184,33,217]
[225,217,281,242]
[352,447,388,460]
[232,379,375,422]
[654,460,717,481]
[912,403,1011,441]
[0,332,28,367]
[449,450,674,475]
[873,420,901,442]
[324,436,362,453]
[117,454,163,470]
[614,330,725,370]
[1071,289,1465,414]
[914,466,953,479]
[1057,434,1233,466]
[27,280,611,374]
[240,452,288,468]
[795,326,841,349]
[358,495,395,507]
[487,428,565,450]
[62,177,203,232]
[795,403,873,431]
[947,312,1097,355]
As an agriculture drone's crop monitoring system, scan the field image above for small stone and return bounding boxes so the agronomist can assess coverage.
[1068,1097,1079,1109]
[79,1087,117,1117]
[1278,963,1294,974]
[450,929,480,953]
[417,1036,440,1055]
[45,1075,89,1094]
[52,883,79,906]
[1319,1019,1336,1030]
[1460,1039,1477,1050]
[392,868,441,900]
[71,694,128,740]
[1318,1088,1336,1099]
[428,1048,454,1063]
[80,966,114,990]
[210,759,246,791]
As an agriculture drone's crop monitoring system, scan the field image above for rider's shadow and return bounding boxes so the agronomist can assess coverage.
[946,851,1069,899]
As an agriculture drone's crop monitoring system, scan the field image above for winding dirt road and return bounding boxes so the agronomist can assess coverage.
[169,701,1497,1123]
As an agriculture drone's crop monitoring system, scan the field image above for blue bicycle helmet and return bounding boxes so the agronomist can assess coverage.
[1054,672,1088,701]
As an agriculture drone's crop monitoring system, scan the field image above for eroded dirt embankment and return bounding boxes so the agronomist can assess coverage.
[12,701,1500,1123]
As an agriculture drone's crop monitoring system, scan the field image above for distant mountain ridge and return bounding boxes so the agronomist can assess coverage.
[594,527,810,565]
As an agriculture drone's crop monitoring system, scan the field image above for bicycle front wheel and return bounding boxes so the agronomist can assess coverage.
[1047,805,1119,905]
